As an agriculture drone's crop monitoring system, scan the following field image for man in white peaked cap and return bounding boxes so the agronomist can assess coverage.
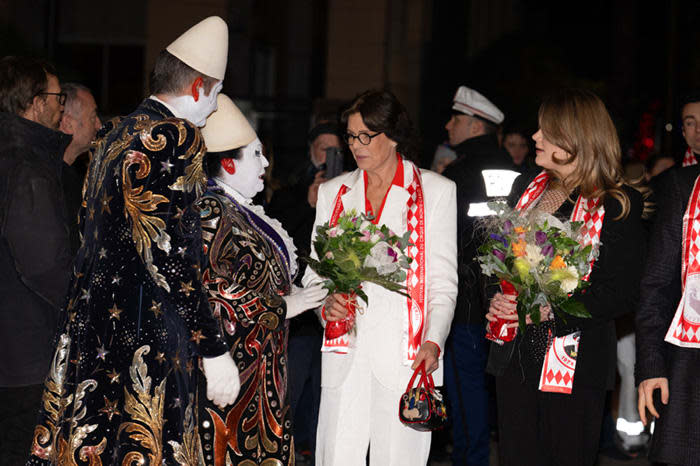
[440,86,514,466]
[28,17,239,464]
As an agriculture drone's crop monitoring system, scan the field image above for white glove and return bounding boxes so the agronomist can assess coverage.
[284,284,328,319]
[201,352,240,409]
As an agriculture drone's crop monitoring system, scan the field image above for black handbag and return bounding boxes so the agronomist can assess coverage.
[398,362,448,431]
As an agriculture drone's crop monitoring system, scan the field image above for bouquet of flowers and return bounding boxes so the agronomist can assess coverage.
[477,204,595,343]
[305,209,412,340]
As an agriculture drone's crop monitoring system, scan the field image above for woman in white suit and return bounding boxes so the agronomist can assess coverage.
[303,90,458,466]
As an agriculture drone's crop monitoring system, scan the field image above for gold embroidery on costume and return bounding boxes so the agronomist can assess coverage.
[167,395,201,465]
[169,129,207,196]
[31,333,71,460]
[118,345,165,465]
[122,150,171,290]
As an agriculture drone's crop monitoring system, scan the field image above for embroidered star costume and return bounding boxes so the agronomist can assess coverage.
[28,99,228,465]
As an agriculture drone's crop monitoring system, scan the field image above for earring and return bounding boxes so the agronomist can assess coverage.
[221,158,236,174]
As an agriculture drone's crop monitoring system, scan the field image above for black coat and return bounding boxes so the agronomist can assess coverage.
[488,172,646,391]
[442,134,514,326]
[28,99,228,464]
[0,113,72,387]
[635,165,700,465]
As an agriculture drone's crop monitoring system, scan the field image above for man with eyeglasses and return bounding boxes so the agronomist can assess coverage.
[440,86,513,466]
[0,55,72,464]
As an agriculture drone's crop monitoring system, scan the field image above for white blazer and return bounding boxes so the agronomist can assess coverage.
[303,167,458,392]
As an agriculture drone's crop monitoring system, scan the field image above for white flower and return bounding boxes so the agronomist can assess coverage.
[328,227,344,238]
[525,243,545,268]
[359,220,372,232]
[559,265,580,294]
[370,233,382,243]
[363,242,400,275]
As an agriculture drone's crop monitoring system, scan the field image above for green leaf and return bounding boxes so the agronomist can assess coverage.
[558,299,591,318]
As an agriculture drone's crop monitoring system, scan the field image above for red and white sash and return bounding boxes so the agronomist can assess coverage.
[322,159,427,364]
[682,147,697,167]
[665,174,700,347]
[515,171,605,393]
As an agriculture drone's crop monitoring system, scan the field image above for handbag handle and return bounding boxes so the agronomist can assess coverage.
[405,361,436,392]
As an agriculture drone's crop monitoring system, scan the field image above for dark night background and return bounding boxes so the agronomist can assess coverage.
[1,0,698,183]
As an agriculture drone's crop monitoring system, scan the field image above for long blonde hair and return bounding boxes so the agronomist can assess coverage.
[538,89,632,218]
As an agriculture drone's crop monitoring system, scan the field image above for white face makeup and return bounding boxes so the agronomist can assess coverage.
[219,138,269,199]
[170,80,223,127]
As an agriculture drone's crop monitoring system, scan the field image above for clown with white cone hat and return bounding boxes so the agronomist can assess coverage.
[25,16,245,464]
[149,15,229,127]
[196,93,328,463]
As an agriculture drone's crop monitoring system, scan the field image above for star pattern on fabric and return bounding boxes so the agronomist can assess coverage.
[179,281,194,297]
[149,300,162,317]
[106,369,121,384]
[177,246,187,258]
[80,288,91,302]
[108,303,123,320]
[96,344,109,361]
[190,330,206,344]
[99,396,120,421]
[98,248,107,259]
[160,159,174,174]
[155,352,166,364]
[111,274,122,285]
[100,192,113,214]
[173,206,184,220]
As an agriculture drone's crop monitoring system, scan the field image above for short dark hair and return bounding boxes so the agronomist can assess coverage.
[204,148,243,179]
[61,82,91,115]
[341,89,418,161]
[149,50,218,96]
[681,91,700,109]
[0,56,56,115]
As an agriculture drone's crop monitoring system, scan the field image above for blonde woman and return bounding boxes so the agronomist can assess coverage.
[486,89,646,466]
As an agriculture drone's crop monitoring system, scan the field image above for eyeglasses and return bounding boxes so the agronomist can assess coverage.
[344,131,382,146]
[37,92,67,105]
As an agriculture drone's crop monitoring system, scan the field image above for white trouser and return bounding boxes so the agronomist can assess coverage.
[616,332,647,445]
[315,342,431,466]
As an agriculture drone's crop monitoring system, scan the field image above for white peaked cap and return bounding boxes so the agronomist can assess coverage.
[166,16,229,80]
[202,94,257,152]
[452,86,504,124]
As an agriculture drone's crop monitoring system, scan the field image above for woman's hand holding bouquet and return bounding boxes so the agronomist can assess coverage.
[306,209,412,340]
[477,204,595,344]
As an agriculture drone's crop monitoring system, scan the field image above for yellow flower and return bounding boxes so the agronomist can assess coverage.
[550,255,566,270]
[514,226,526,234]
[513,257,531,281]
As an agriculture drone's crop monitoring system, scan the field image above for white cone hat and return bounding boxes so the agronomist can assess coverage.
[166,16,228,80]
[202,94,257,152]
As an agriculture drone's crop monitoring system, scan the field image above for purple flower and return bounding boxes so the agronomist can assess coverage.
[493,249,506,262]
[541,244,554,257]
[387,247,398,262]
[503,220,513,234]
[535,230,547,245]
[490,233,508,247]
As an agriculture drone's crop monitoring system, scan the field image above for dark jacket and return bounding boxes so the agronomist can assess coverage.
[0,113,72,386]
[635,166,700,465]
[28,99,229,464]
[488,172,646,391]
[442,134,514,326]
